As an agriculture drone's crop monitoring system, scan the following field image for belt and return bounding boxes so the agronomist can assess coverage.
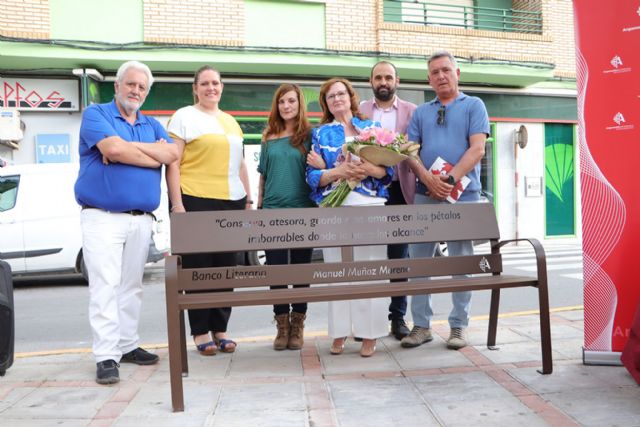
[82,206,151,217]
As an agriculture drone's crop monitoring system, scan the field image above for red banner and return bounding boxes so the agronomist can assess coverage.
[574,2,640,359]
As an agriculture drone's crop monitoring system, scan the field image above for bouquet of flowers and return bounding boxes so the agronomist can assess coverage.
[320,127,420,207]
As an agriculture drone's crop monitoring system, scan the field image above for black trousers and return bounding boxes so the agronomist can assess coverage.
[266,248,313,315]
[179,193,245,336]
[386,180,408,320]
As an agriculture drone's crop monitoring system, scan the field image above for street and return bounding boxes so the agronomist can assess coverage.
[13,242,583,354]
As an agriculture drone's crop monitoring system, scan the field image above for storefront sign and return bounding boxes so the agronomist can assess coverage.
[574,2,640,363]
[1,78,79,111]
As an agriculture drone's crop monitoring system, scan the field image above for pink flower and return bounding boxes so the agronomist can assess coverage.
[376,128,396,146]
[358,129,374,141]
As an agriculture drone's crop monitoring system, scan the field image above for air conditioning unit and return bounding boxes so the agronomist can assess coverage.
[0,108,24,149]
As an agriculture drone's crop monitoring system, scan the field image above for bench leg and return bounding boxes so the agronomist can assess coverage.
[180,310,188,376]
[537,281,553,375]
[166,301,185,411]
[487,288,500,349]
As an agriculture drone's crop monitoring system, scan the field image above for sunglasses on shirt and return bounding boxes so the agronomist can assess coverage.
[437,106,446,126]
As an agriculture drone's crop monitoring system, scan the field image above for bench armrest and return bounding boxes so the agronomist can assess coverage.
[492,238,547,282]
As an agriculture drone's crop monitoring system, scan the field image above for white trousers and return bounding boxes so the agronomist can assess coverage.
[81,209,152,363]
[325,191,389,339]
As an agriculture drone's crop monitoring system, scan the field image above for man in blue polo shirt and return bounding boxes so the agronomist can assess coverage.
[75,61,178,384]
[401,51,490,350]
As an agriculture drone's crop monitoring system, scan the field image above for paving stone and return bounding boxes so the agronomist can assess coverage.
[510,363,639,393]
[389,341,473,371]
[229,345,303,378]
[327,377,422,408]
[215,383,306,412]
[121,383,221,416]
[474,340,560,366]
[318,339,399,375]
[554,310,584,321]
[205,409,309,427]
[411,371,515,401]
[114,415,213,427]
[428,397,547,427]
[1,386,113,419]
[511,323,583,341]
[335,406,439,427]
[0,387,39,412]
[0,420,88,426]
[148,351,231,384]
[542,387,640,427]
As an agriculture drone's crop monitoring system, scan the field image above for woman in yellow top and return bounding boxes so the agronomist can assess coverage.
[166,65,251,356]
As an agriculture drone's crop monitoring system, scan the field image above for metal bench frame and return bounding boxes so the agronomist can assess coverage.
[165,203,551,411]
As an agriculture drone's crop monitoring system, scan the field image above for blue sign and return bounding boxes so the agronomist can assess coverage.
[35,134,71,163]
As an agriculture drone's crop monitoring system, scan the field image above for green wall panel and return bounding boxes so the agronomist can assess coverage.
[245,0,325,48]
[50,0,143,44]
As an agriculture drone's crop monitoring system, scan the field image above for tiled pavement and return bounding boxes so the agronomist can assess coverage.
[1,308,639,427]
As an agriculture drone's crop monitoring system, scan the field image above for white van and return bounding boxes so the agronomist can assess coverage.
[0,163,169,280]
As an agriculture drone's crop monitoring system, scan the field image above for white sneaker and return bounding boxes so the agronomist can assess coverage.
[447,327,467,350]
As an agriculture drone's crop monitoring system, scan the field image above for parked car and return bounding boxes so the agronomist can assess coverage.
[0,163,169,281]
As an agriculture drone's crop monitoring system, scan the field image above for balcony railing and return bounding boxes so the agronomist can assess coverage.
[383,1,543,35]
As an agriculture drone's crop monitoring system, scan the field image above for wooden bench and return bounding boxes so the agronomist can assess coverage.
[165,203,551,411]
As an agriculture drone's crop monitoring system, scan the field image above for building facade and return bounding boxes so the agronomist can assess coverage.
[0,0,579,243]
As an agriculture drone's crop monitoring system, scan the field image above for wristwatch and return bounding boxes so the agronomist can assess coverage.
[446,175,456,185]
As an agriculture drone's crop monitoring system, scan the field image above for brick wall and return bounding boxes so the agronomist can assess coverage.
[143,0,244,46]
[545,0,575,77]
[0,0,50,39]
[325,0,379,52]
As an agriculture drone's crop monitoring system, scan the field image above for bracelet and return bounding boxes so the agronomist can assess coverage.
[246,200,253,205]
[170,204,184,212]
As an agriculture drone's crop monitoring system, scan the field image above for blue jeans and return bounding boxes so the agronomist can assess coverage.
[409,193,477,329]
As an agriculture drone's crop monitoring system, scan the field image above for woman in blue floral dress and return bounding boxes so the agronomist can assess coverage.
[306,78,393,357]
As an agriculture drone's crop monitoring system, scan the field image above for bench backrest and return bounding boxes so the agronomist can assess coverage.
[169,203,503,292]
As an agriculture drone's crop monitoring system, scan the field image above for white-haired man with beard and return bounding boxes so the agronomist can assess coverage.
[75,61,178,384]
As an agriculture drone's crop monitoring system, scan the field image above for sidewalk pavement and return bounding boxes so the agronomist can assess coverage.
[1,308,639,427]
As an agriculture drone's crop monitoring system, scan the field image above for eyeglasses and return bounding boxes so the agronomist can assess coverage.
[326,91,348,101]
[437,106,446,126]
